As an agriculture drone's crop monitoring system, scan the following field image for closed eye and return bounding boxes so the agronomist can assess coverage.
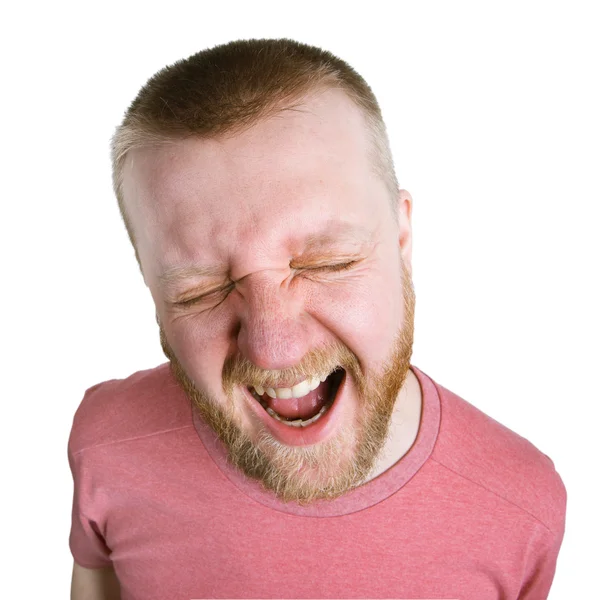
[174,284,234,308]
[300,261,358,272]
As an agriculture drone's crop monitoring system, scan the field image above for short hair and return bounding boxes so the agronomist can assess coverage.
[111,38,399,255]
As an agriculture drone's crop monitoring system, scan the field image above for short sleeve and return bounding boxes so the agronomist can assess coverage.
[517,471,567,599]
[68,440,113,568]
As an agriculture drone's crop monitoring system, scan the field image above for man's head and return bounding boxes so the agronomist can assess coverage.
[114,39,416,504]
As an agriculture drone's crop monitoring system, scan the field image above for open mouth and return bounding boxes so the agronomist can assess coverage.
[248,368,345,428]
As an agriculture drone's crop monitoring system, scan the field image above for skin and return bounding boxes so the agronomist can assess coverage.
[122,88,421,503]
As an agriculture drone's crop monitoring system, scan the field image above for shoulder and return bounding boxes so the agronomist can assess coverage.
[427,374,566,535]
[68,363,192,455]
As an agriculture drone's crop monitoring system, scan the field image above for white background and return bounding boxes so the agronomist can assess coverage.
[2,1,598,597]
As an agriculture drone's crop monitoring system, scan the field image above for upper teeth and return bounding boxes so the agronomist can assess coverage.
[254,375,324,399]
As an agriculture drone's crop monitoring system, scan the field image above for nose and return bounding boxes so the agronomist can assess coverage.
[233,273,311,371]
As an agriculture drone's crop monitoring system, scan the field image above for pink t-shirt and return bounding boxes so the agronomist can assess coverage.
[68,364,566,599]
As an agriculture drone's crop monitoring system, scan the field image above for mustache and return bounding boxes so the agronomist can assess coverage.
[222,340,361,392]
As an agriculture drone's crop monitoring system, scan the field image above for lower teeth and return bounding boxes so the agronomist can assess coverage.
[265,404,329,427]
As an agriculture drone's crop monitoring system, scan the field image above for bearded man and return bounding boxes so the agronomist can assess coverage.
[68,39,566,600]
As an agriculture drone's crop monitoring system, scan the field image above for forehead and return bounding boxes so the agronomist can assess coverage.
[122,88,390,281]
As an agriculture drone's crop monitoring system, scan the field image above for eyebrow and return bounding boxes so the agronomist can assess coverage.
[158,264,226,289]
[302,224,372,251]
[158,223,373,288]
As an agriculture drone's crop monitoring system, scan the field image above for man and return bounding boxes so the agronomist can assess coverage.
[68,39,566,600]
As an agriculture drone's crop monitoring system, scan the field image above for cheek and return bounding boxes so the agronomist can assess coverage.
[165,311,232,386]
[306,274,403,365]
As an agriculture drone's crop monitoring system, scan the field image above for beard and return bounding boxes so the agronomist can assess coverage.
[159,259,416,505]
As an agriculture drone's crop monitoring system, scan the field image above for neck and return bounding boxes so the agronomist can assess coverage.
[361,368,423,485]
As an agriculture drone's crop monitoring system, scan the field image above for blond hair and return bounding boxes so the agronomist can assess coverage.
[111,38,399,254]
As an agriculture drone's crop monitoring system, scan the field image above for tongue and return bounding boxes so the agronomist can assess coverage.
[265,380,331,420]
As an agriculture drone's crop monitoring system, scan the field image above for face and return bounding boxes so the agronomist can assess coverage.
[123,89,416,504]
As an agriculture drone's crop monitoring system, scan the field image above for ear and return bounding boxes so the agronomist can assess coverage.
[396,189,414,276]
